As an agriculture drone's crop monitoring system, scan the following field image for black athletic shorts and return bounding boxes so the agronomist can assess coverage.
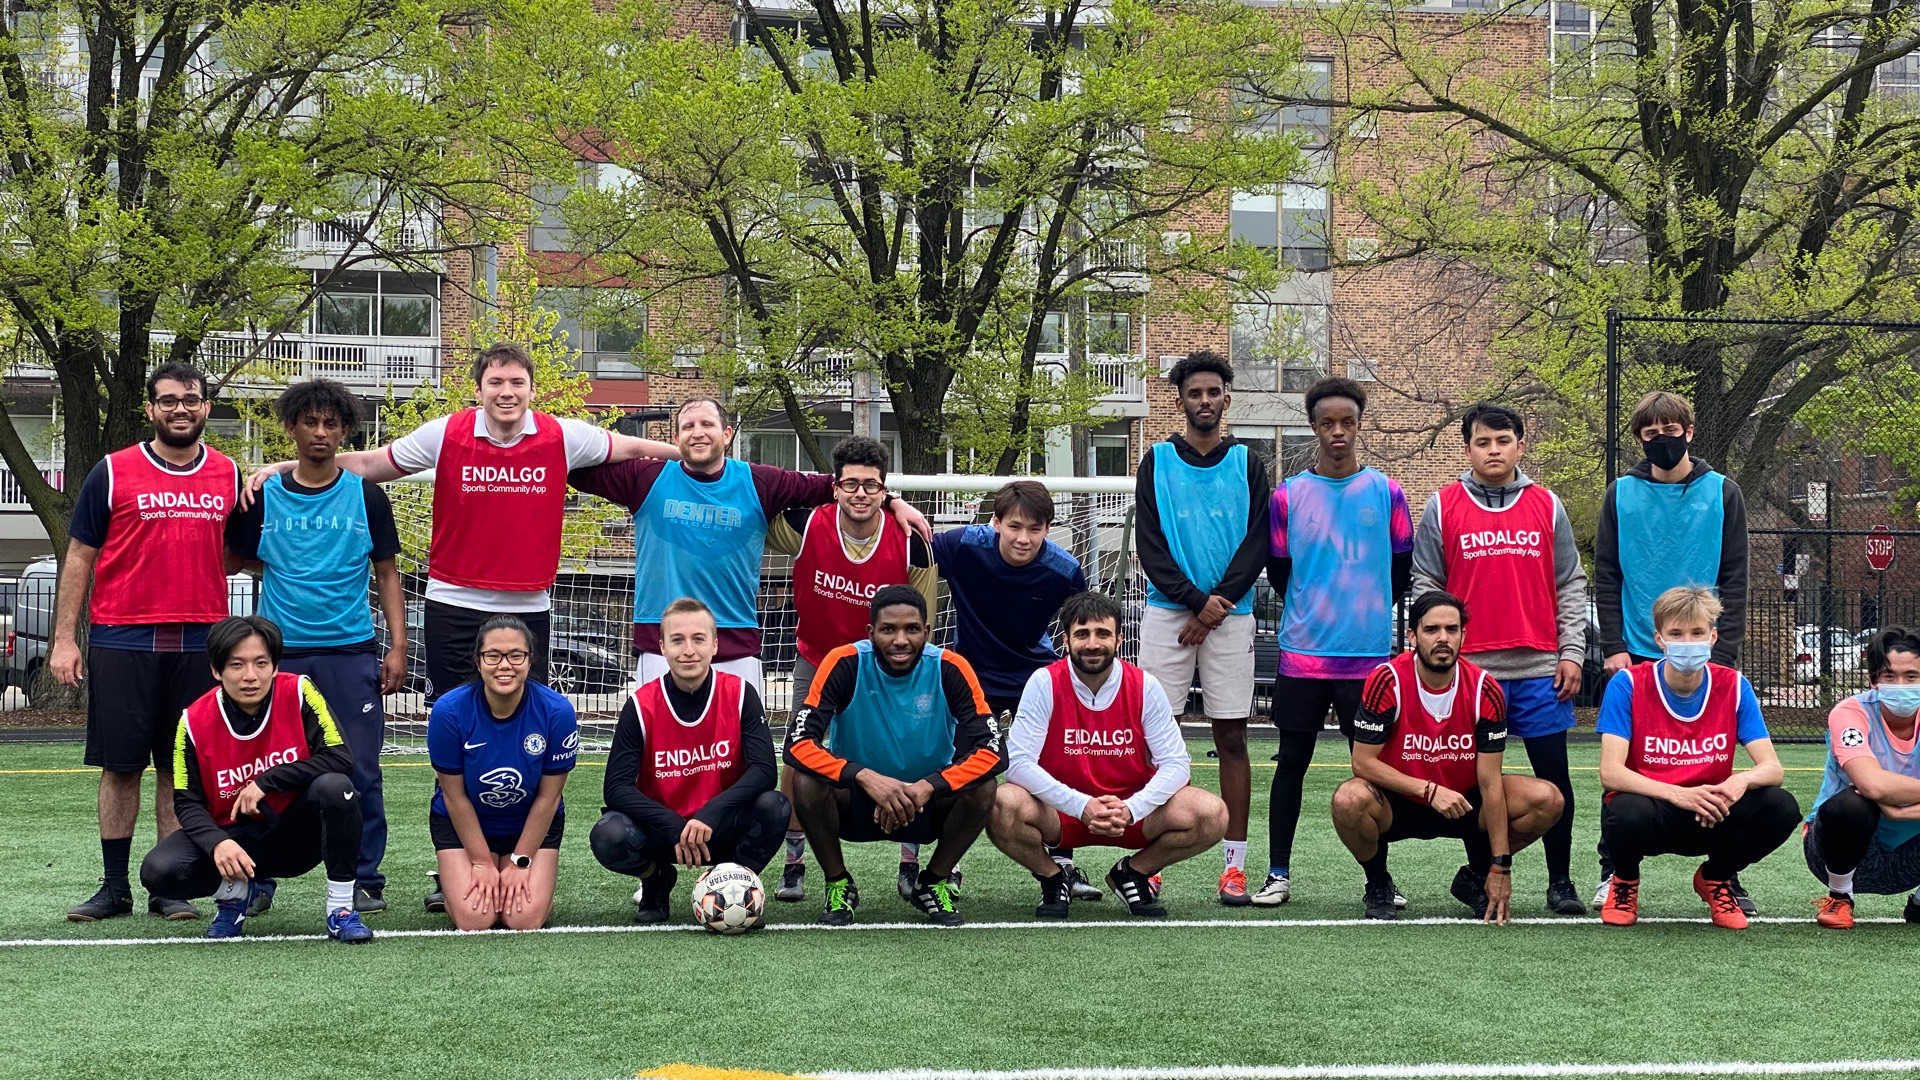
[429,810,566,854]
[1270,674,1365,736]
[1381,786,1486,843]
[84,647,218,773]
[840,786,970,844]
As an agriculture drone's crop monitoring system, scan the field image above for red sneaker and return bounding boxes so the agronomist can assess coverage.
[1694,867,1749,929]
[1218,867,1250,907]
[1814,894,1855,929]
[1599,877,1640,926]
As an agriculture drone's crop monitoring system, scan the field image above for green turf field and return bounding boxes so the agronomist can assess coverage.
[3,738,1916,1080]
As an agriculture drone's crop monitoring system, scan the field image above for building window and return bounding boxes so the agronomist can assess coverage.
[540,288,648,378]
[1092,434,1130,477]
[1281,432,1317,475]
[1231,302,1328,393]
[744,429,800,471]
[311,271,438,339]
[1038,310,1068,355]
[1232,59,1331,146]
[1232,185,1330,272]
[1235,425,1276,473]
[1087,309,1135,356]
[532,162,640,252]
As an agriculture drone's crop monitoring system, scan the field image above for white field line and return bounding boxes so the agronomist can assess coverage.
[744,1062,1920,1080]
[3,914,1912,948]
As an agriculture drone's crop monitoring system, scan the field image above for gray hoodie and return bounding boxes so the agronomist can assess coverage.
[1409,468,1590,682]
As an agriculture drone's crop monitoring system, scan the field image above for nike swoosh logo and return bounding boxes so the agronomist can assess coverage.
[343,791,354,801]
[464,740,487,750]
[362,703,374,713]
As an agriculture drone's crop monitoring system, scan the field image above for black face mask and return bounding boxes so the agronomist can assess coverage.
[1642,433,1689,471]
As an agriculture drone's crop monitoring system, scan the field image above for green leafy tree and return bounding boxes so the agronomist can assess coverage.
[0,0,519,553]
[500,0,1306,473]
[1282,0,1920,516]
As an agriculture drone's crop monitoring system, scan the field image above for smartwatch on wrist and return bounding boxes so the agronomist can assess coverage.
[508,853,532,870]
[1489,854,1513,871]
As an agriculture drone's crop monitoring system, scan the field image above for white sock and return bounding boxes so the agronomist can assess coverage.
[1223,841,1246,871]
[1827,869,1855,897]
[900,843,920,864]
[326,879,354,914]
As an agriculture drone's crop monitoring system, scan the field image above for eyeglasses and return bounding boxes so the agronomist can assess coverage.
[833,479,886,495]
[477,650,531,667]
[152,395,206,411]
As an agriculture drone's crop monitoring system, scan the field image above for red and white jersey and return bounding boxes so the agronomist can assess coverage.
[792,504,911,667]
[1437,482,1559,655]
[427,408,569,592]
[1358,651,1507,796]
[182,673,308,826]
[632,671,746,816]
[1035,659,1158,800]
[91,444,237,625]
[1623,661,1741,789]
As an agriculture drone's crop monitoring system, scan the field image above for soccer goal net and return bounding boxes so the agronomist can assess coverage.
[375,473,1159,753]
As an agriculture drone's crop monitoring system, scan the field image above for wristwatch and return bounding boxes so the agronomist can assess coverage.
[1489,854,1513,870]
[508,853,532,870]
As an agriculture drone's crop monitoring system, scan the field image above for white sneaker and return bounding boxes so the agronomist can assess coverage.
[1251,873,1292,907]
[1592,874,1613,910]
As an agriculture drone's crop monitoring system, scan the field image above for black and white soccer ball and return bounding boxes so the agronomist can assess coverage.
[692,863,766,935]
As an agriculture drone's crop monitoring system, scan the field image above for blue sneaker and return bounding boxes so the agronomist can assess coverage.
[326,907,374,944]
[206,899,247,939]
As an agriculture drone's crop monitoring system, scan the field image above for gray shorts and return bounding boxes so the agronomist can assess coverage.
[1136,606,1255,720]
[1805,818,1920,894]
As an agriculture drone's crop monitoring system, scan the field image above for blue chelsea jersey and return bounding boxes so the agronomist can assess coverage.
[427,682,579,836]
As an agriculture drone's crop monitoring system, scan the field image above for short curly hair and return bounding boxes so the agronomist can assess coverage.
[274,379,361,430]
[1168,350,1233,392]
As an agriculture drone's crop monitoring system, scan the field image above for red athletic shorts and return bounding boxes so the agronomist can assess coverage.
[1056,811,1150,850]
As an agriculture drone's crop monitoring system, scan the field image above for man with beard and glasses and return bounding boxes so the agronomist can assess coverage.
[989,591,1228,918]
[1335,592,1563,923]
[1262,376,1414,909]
[54,363,240,923]
[1132,350,1272,907]
[570,396,930,694]
[1592,389,1751,911]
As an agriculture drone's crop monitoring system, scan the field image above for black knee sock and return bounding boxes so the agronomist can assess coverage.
[102,837,132,889]
[1361,846,1390,888]
[1524,732,1576,882]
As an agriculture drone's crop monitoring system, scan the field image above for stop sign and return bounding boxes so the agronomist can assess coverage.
[1867,524,1896,572]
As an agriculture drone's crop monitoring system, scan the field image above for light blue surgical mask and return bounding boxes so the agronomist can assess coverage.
[1877,684,1920,718]
[1663,640,1712,673]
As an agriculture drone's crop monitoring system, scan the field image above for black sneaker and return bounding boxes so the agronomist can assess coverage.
[66,880,133,922]
[353,885,386,914]
[1034,871,1072,919]
[1104,858,1167,918]
[819,875,859,926]
[149,896,200,921]
[1363,881,1398,920]
[895,860,921,902]
[1546,878,1587,916]
[634,865,676,925]
[245,879,277,917]
[776,863,805,902]
[1386,874,1408,908]
[1728,874,1757,916]
[947,869,963,898]
[424,871,446,914]
[908,875,964,927]
[1905,894,1920,924]
[1061,863,1103,902]
[1449,865,1488,919]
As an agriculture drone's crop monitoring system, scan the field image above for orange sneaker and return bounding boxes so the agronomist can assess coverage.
[1218,866,1250,907]
[1599,876,1640,926]
[1694,867,1749,929]
[1814,893,1855,929]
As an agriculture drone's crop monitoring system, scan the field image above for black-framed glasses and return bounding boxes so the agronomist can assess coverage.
[152,395,206,411]
[478,650,532,667]
[833,479,886,495]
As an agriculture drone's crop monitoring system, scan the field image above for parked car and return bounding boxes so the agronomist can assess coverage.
[7,557,258,707]
[376,603,628,698]
[0,576,17,693]
[1794,626,1864,685]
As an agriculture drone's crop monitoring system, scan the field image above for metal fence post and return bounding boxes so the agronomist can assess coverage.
[1605,308,1621,482]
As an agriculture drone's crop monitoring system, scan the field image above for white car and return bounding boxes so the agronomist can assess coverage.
[1794,626,1863,685]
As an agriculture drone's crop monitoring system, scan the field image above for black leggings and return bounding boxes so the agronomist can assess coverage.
[1600,787,1801,881]
[1811,789,1880,875]
[1269,729,1328,871]
[1520,732,1575,882]
[141,773,362,900]
[590,791,792,877]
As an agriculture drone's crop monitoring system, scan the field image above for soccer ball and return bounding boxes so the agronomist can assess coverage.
[692,863,766,935]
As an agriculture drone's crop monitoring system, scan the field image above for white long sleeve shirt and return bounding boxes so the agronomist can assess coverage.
[1005,662,1190,824]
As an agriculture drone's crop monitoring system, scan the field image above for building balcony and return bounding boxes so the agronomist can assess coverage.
[7,334,450,395]
[0,462,63,512]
